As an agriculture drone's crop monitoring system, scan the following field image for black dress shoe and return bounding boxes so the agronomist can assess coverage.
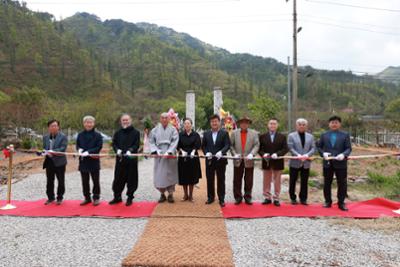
[338,203,348,211]
[234,198,242,205]
[205,199,214,205]
[93,199,100,206]
[126,198,133,206]
[219,200,225,207]
[44,199,54,205]
[80,199,91,206]
[109,198,122,205]
[291,199,298,205]
[300,201,308,206]
[244,199,253,205]
[262,199,272,205]
[158,194,167,203]
[273,200,281,207]
[323,202,332,208]
[167,194,175,203]
[56,199,63,205]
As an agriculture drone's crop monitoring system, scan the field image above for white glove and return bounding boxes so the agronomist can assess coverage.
[190,150,196,158]
[81,151,89,157]
[164,151,169,156]
[181,150,188,157]
[246,153,254,160]
[117,149,122,156]
[78,148,84,155]
[126,151,132,156]
[234,154,241,159]
[205,152,213,159]
[47,149,54,157]
[271,153,278,159]
[215,151,222,160]
[300,154,309,161]
[323,152,331,160]
[263,153,270,158]
[335,153,345,161]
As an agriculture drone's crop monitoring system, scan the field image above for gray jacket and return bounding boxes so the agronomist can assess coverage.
[43,132,68,168]
[230,128,260,168]
[287,131,315,169]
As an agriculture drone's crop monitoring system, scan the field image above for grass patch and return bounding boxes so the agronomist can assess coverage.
[366,171,400,200]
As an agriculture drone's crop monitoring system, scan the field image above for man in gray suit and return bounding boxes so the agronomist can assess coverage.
[41,119,68,205]
[230,116,260,205]
[287,118,316,205]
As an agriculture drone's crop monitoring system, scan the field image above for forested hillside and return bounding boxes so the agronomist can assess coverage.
[0,0,399,131]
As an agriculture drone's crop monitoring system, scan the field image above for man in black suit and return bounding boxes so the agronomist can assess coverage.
[202,114,231,207]
[109,114,140,207]
[317,115,352,211]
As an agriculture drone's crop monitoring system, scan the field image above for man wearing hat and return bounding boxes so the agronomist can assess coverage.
[230,116,260,205]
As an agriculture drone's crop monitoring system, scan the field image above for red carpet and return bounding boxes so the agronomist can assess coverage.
[0,200,157,218]
[222,198,400,219]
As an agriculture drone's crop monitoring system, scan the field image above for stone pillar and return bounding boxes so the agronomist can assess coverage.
[213,86,223,115]
[185,90,195,129]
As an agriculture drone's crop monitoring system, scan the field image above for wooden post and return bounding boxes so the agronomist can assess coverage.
[0,145,16,210]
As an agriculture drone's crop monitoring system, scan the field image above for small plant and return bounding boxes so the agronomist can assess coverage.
[21,137,33,149]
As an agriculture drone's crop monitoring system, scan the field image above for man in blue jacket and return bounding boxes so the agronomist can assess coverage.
[317,115,352,211]
[42,119,68,205]
[76,115,103,206]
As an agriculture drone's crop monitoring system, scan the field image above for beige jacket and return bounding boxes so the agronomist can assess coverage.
[230,128,260,168]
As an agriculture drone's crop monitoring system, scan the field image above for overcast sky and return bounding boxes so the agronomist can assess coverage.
[23,0,400,74]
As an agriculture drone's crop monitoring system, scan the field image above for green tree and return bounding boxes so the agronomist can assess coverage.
[248,96,280,131]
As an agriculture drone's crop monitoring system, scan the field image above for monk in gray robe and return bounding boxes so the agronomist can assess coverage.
[150,113,179,203]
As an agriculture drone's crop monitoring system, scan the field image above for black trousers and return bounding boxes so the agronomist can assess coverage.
[206,161,226,201]
[233,162,254,201]
[45,161,66,201]
[113,159,138,199]
[323,166,347,204]
[289,167,310,202]
[80,170,100,200]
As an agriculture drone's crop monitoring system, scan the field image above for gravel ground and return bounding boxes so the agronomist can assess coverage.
[0,216,147,267]
[226,218,400,267]
[0,159,157,267]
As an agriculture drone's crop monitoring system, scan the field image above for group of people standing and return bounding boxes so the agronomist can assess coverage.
[41,112,352,211]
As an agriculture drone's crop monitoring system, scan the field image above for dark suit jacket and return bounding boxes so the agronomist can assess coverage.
[258,132,288,170]
[202,129,231,166]
[42,132,68,168]
[317,130,352,169]
[76,129,103,172]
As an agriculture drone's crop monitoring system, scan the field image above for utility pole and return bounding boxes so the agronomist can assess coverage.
[287,56,292,133]
[292,0,298,122]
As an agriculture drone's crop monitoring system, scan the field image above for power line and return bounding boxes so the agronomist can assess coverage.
[301,14,400,30]
[305,0,400,13]
[301,19,400,36]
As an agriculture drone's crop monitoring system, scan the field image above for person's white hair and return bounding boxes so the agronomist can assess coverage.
[160,112,169,118]
[83,115,96,123]
[296,118,308,125]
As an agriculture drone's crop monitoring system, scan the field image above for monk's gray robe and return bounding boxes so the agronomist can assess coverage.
[149,124,179,189]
